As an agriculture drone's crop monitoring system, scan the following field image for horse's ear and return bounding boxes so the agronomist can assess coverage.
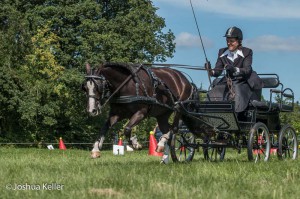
[86,63,91,74]
[98,63,103,69]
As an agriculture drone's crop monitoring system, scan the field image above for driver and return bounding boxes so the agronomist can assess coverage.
[205,26,263,114]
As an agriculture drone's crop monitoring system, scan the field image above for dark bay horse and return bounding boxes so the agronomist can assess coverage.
[82,62,196,158]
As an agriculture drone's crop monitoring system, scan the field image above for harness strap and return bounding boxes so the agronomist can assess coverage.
[149,70,159,97]
[100,64,144,111]
[110,96,174,110]
[148,70,177,104]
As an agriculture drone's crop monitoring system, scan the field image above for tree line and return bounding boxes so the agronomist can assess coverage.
[0,0,174,145]
[1,0,299,147]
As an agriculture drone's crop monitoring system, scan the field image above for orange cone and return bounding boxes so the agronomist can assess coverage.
[59,137,66,150]
[148,131,163,156]
[118,138,123,146]
[270,148,277,155]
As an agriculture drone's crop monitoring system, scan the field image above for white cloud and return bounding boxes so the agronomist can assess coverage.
[155,0,300,19]
[245,35,300,52]
[176,33,300,52]
[175,32,214,48]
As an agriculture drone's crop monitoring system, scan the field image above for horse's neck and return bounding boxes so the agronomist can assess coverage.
[102,67,131,89]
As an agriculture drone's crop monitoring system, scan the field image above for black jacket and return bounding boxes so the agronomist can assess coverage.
[209,47,263,112]
[212,47,263,90]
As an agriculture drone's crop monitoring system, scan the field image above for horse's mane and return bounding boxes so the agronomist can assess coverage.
[103,62,131,68]
[99,62,143,75]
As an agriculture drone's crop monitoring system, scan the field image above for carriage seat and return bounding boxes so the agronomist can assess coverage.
[250,100,279,111]
[207,74,280,102]
[250,100,294,112]
[207,74,294,112]
[249,74,294,112]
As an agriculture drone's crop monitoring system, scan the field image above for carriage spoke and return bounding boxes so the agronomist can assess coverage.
[179,150,183,161]
[287,148,291,157]
[255,154,259,163]
[288,139,294,146]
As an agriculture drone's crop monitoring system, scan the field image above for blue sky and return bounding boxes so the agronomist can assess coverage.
[152,0,300,101]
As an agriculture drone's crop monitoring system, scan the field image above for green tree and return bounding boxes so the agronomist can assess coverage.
[18,25,64,140]
[25,0,175,68]
[0,2,32,141]
[0,0,176,144]
[280,101,300,133]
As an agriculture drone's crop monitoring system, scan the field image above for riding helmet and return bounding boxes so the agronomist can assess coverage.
[224,26,243,40]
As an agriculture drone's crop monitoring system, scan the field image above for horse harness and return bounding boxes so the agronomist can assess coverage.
[109,64,178,109]
[85,64,195,112]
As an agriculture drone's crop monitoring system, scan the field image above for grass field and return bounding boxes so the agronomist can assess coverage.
[1,147,300,199]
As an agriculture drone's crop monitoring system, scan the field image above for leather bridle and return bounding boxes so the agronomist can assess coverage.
[84,74,110,105]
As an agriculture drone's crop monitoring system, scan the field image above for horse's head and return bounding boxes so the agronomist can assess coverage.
[82,63,109,116]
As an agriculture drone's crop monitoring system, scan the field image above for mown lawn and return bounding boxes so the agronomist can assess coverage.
[0,147,299,199]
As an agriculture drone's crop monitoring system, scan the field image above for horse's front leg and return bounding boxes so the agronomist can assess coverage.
[124,110,146,150]
[156,112,181,153]
[91,115,120,158]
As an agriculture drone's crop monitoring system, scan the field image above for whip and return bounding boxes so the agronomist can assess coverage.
[189,0,212,85]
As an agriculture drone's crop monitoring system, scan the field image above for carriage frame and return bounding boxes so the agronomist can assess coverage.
[170,73,298,163]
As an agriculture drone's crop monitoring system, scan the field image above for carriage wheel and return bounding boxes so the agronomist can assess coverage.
[247,122,271,162]
[170,131,195,163]
[277,124,298,160]
[203,133,226,161]
[203,144,226,161]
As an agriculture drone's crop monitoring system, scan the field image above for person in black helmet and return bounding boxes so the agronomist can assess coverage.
[205,26,263,113]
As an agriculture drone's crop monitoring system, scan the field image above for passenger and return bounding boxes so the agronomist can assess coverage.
[205,26,263,113]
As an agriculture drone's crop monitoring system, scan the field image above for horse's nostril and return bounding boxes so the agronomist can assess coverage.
[92,109,97,114]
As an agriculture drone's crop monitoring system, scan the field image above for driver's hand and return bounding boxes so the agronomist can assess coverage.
[204,61,211,70]
[226,65,236,76]
[205,61,213,76]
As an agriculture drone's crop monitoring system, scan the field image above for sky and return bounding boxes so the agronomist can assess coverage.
[152,0,300,101]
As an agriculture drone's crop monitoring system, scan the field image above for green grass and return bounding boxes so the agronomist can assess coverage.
[1,147,300,199]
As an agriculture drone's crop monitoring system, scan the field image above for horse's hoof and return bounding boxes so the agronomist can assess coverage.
[91,151,101,159]
[134,143,143,150]
[129,144,143,150]
[156,146,164,153]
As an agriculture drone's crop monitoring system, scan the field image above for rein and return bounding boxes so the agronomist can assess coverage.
[145,63,226,73]
[144,63,206,70]
[226,75,235,101]
[221,58,236,101]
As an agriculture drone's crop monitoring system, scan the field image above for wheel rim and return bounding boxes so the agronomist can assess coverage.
[171,132,195,162]
[248,123,270,162]
[279,126,298,160]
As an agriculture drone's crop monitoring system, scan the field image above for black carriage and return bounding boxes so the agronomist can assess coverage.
[170,74,298,163]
